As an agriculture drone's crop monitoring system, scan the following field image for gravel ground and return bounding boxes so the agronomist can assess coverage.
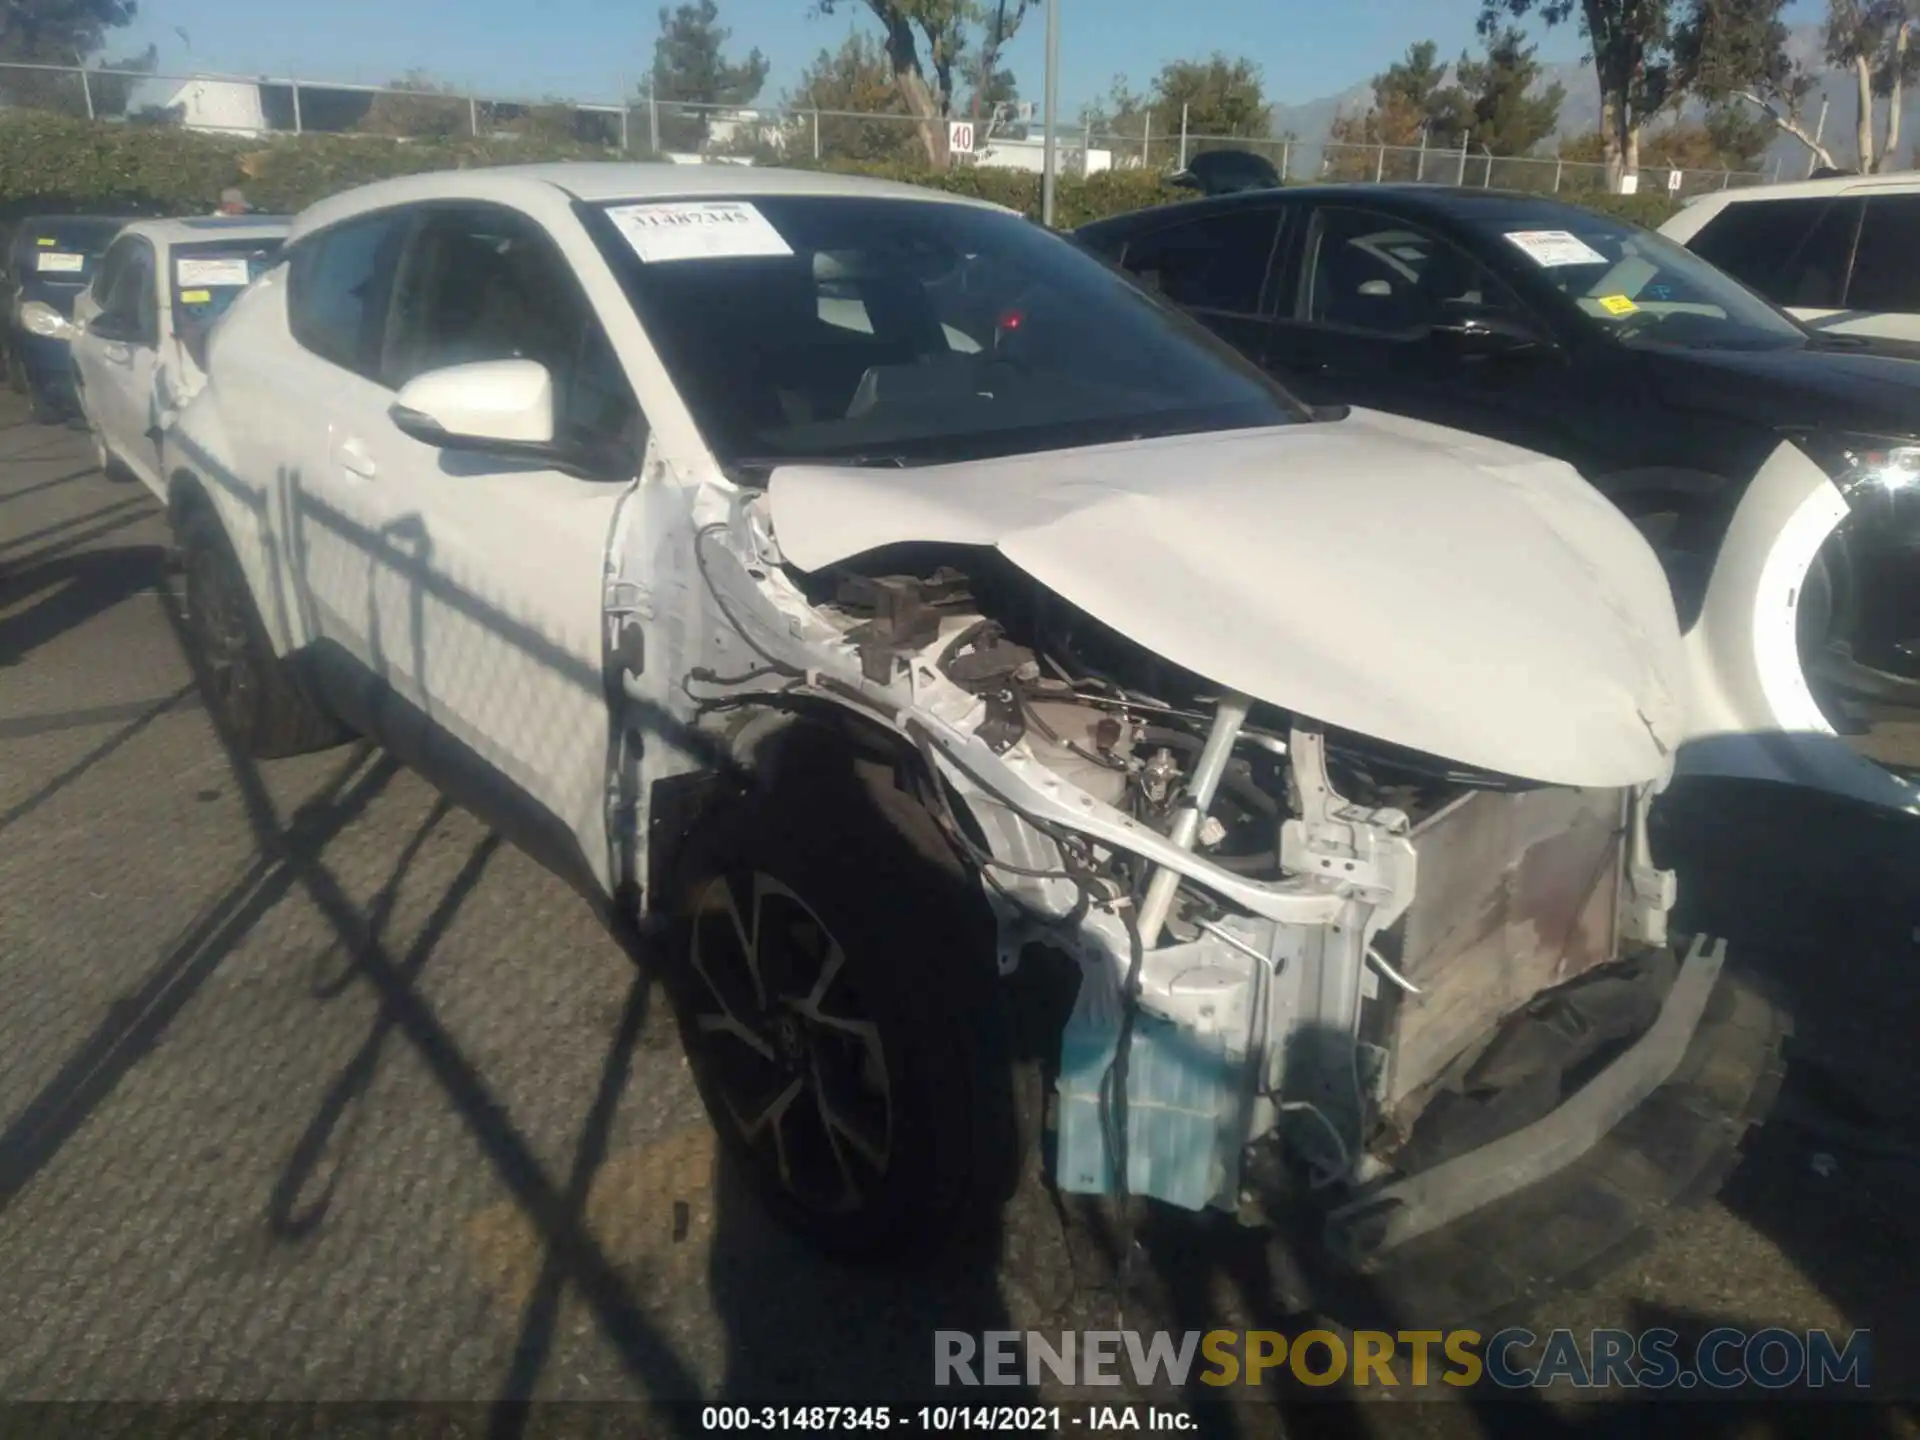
[2,397,1916,1436]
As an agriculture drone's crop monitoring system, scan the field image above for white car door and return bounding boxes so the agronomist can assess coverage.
[248,211,411,665]
[305,200,644,894]
[70,236,133,459]
[78,237,163,491]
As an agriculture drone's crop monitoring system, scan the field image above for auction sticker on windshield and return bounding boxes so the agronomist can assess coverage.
[1503,230,1608,268]
[176,256,253,288]
[36,253,85,274]
[1597,294,1638,315]
[606,200,794,263]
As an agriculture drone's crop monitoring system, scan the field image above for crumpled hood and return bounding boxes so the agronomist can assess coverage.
[766,409,1690,787]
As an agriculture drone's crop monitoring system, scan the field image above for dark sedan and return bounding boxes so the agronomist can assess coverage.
[1078,185,1919,807]
[3,214,134,422]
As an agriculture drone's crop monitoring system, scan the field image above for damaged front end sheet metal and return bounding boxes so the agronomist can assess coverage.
[620,421,1732,1262]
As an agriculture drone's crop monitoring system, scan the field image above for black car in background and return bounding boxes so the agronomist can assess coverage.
[3,214,133,422]
[1077,184,1919,806]
[1168,148,1283,197]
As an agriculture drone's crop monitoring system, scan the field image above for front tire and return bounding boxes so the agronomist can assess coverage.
[177,506,348,759]
[659,731,1026,1259]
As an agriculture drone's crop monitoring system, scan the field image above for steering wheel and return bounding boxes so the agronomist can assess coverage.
[1609,307,1670,342]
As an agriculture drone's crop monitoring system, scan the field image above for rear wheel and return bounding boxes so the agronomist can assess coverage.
[177,505,349,758]
[659,730,1027,1258]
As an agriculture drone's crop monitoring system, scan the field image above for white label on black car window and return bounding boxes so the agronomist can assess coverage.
[605,200,794,263]
[36,252,85,273]
[176,256,253,288]
[1502,229,1608,267]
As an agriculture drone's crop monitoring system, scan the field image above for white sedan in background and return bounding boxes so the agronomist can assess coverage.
[70,215,286,498]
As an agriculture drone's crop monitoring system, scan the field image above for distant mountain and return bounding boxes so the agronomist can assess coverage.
[1268,24,1920,177]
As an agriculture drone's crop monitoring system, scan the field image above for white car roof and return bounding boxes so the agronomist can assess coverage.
[1661,171,1920,241]
[1685,172,1920,205]
[117,216,291,248]
[286,162,1012,244]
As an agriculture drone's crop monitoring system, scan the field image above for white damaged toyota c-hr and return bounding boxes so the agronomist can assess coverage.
[156,163,1782,1287]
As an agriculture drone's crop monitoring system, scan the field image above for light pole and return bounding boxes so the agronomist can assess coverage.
[1041,0,1060,227]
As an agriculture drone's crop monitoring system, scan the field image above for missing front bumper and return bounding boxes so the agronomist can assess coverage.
[1324,932,1728,1267]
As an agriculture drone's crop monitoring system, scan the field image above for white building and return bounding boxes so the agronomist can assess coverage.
[972,133,1112,174]
[164,77,268,136]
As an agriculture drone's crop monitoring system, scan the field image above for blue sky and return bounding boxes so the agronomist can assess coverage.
[115,0,1589,113]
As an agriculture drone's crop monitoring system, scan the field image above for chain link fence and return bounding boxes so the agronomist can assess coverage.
[0,60,1769,197]
[1085,128,1771,199]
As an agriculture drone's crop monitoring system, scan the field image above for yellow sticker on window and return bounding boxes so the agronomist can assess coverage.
[180,288,212,303]
[35,237,54,246]
[1598,293,1638,315]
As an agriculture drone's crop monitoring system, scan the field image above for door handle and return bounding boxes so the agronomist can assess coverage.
[335,438,377,479]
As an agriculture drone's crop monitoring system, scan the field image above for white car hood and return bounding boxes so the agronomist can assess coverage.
[765,409,1690,788]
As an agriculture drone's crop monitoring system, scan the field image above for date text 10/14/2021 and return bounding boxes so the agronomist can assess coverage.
[700,1407,1190,1431]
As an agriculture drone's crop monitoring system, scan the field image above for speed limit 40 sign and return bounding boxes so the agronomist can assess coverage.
[947,119,976,156]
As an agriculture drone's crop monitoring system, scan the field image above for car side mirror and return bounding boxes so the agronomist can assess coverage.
[393,358,555,444]
[1429,303,1549,357]
[389,359,630,482]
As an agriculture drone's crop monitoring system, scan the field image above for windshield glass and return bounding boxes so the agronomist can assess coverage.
[10,218,127,287]
[171,240,282,332]
[1466,210,1809,351]
[584,194,1307,467]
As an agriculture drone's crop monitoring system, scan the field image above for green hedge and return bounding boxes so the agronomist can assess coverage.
[0,111,1682,232]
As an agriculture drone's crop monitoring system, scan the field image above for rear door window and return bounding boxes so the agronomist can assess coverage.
[1687,196,1861,308]
[1844,194,1920,312]
[1118,208,1283,315]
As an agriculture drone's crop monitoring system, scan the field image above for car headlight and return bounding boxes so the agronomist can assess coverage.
[1803,431,1920,502]
[18,300,75,340]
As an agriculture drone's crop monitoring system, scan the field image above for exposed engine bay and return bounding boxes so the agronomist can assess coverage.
[652,506,1686,1251]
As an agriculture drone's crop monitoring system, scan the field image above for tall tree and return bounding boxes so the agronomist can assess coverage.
[1445,27,1567,153]
[1081,56,1269,165]
[0,0,139,116]
[1564,99,1774,171]
[963,0,1028,122]
[0,0,135,61]
[1480,0,1675,188]
[1824,0,1918,169]
[1673,0,1836,169]
[813,0,1036,165]
[1326,40,1461,175]
[1153,52,1271,140]
[648,0,770,152]
[787,30,924,163]
[1375,39,1454,120]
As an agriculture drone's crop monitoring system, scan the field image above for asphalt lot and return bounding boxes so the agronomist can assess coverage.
[2,392,1918,1435]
